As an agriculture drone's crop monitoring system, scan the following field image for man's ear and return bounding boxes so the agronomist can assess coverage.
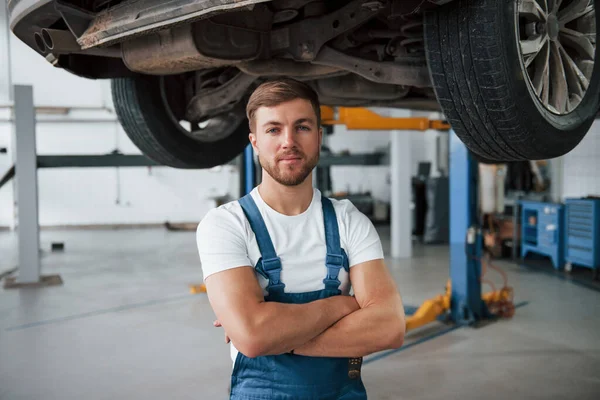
[249,132,258,155]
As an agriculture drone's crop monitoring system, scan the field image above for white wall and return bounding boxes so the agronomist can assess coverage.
[561,120,600,200]
[0,18,238,228]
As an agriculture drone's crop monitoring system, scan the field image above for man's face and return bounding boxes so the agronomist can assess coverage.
[250,98,322,187]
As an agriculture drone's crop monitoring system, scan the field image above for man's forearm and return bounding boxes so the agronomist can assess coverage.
[293,303,405,358]
[232,295,359,358]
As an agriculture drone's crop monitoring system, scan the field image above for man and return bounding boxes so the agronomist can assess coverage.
[197,78,405,399]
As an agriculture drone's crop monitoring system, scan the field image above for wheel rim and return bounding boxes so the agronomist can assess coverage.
[159,76,244,143]
[517,0,596,115]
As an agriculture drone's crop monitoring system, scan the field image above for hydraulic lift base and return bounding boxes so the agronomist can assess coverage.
[405,280,513,332]
[4,274,63,289]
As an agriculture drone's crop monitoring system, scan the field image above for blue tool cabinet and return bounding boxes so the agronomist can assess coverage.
[564,198,600,278]
[520,201,564,269]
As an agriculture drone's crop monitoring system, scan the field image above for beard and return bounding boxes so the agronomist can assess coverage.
[259,149,319,187]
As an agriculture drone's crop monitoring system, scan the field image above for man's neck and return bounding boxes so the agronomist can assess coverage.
[257,172,314,216]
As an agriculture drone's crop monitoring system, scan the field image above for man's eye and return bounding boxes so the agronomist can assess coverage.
[298,126,310,131]
[267,128,279,134]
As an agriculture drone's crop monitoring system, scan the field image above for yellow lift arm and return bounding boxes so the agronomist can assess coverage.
[320,106,451,131]
[406,280,514,331]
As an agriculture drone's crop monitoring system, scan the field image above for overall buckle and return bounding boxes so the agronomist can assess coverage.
[326,254,344,266]
[348,357,363,379]
[261,257,282,271]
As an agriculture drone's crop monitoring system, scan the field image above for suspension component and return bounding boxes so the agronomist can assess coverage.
[399,17,424,55]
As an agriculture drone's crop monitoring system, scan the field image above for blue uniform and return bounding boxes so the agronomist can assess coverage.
[230,193,367,400]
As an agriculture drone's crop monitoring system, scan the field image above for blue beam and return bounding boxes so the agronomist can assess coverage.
[449,131,489,324]
[244,144,256,196]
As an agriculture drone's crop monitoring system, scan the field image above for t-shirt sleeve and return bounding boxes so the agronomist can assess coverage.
[196,207,253,281]
[342,201,384,267]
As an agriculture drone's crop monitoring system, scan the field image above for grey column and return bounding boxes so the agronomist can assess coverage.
[550,157,564,203]
[13,85,41,283]
[390,128,412,259]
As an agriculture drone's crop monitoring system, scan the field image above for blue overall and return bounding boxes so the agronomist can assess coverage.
[231,193,367,400]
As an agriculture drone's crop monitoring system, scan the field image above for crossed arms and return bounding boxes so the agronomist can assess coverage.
[204,258,405,358]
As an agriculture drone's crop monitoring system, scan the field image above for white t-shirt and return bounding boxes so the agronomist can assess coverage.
[196,187,384,362]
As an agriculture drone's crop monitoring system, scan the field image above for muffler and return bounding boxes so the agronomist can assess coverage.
[122,21,264,75]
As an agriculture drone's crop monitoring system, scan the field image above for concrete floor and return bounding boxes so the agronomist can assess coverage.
[1,226,599,400]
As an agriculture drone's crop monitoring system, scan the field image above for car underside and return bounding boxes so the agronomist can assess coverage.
[8,0,600,168]
[12,0,442,111]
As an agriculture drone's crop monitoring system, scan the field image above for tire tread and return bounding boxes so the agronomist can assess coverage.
[111,76,248,169]
[426,0,530,161]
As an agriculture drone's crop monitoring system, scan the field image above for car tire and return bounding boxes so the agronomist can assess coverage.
[425,0,600,161]
[111,75,249,169]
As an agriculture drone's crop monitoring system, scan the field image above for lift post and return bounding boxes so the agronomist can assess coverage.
[4,85,63,289]
[449,130,492,324]
[396,130,512,330]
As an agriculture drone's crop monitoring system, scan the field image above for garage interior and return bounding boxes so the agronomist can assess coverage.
[2,2,600,400]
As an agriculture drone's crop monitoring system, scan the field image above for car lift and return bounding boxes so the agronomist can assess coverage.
[321,106,513,328]
[200,106,514,329]
[1,85,163,288]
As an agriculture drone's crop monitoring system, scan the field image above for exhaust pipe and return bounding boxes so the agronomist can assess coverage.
[34,32,47,54]
[41,28,80,53]
[34,29,122,59]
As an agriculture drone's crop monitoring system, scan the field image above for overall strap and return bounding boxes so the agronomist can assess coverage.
[239,194,285,295]
[321,196,348,291]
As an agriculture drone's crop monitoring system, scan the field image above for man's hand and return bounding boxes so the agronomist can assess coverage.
[213,320,230,344]
[293,259,405,358]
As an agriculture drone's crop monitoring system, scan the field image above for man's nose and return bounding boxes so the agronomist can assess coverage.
[281,127,296,148]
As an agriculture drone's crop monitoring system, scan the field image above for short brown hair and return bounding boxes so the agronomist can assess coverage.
[246,78,321,131]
